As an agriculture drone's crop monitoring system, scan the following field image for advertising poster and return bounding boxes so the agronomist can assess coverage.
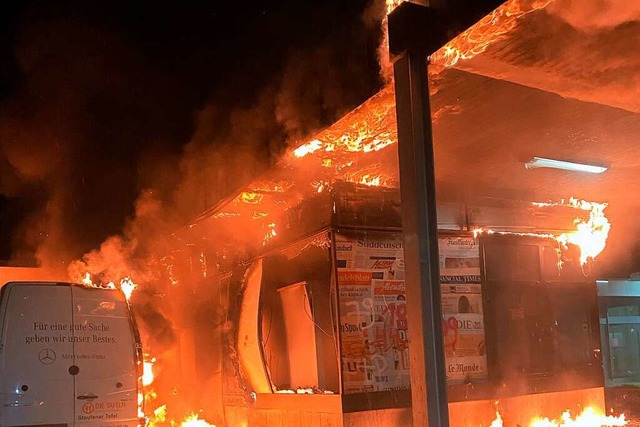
[336,234,409,393]
[439,236,488,383]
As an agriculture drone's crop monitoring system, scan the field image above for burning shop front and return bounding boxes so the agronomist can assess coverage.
[179,1,640,426]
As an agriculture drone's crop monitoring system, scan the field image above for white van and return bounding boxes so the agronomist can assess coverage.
[0,282,144,427]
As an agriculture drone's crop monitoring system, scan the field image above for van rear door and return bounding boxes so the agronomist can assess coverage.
[0,283,75,426]
[71,286,139,427]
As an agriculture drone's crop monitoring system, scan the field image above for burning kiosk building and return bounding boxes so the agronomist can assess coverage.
[174,1,640,426]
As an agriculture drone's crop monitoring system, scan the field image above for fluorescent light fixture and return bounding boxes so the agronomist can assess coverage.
[525,157,608,174]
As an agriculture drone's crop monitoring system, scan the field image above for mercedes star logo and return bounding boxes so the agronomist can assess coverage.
[38,348,56,365]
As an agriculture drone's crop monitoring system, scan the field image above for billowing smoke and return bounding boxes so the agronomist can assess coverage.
[549,0,640,31]
[0,0,387,423]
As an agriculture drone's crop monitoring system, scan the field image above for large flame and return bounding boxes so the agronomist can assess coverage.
[430,0,554,68]
[120,277,137,301]
[385,0,554,67]
[474,197,610,267]
[142,357,155,387]
[490,406,627,427]
[556,199,610,265]
[180,413,217,427]
[535,197,611,265]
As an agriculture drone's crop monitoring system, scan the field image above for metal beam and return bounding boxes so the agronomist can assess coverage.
[389,4,447,425]
[388,2,508,425]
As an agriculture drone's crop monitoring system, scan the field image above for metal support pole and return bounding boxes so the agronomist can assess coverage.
[392,48,448,426]
[388,2,507,425]
[394,48,449,427]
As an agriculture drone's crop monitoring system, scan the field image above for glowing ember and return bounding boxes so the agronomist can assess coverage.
[248,180,294,193]
[180,413,216,427]
[472,228,556,240]
[312,180,331,193]
[200,252,208,278]
[120,277,137,301]
[262,223,277,246]
[293,139,323,158]
[252,211,269,220]
[344,167,394,188]
[212,211,240,219]
[165,261,179,286]
[359,174,383,187]
[239,192,264,205]
[430,0,554,68]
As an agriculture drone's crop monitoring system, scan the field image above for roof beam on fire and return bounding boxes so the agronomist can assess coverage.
[388,0,506,58]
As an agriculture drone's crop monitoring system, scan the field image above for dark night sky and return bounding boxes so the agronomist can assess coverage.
[0,0,385,265]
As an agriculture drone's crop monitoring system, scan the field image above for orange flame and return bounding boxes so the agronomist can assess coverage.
[248,180,294,193]
[291,129,394,159]
[239,192,263,205]
[146,404,167,427]
[252,211,269,220]
[474,197,610,267]
[430,0,554,68]
[212,211,240,219]
[533,198,610,265]
[142,357,155,387]
[262,223,277,246]
[359,174,384,187]
[80,273,138,302]
[82,272,92,286]
[386,0,404,14]
[120,277,137,301]
[293,139,323,158]
[180,413,216,427]
[490,406,626,426]
[532,407,626,427]
[556,199,610,265]
[490,412,503,427]
[312,180,331,193]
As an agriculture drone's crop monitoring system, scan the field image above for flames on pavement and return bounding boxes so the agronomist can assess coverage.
[489,406,627,427]
[142,359,216,427]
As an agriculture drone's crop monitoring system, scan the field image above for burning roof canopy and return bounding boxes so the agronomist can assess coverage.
[190,0,640,274]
